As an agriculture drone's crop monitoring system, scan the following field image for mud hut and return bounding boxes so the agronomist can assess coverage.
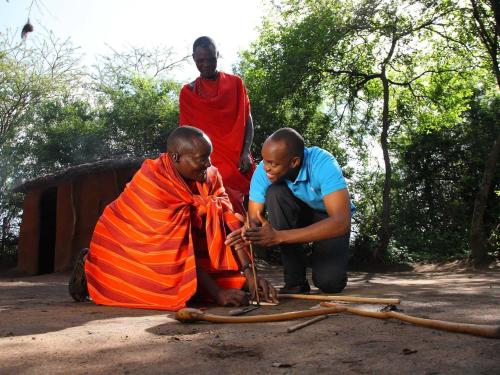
[12,158,144,275]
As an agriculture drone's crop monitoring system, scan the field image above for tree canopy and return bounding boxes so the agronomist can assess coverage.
[1,0,498,267]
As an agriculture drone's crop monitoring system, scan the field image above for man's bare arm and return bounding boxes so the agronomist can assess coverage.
[239,114,254,173]
[225,209,278,302]
[196,266,248,306]
[243,189,351,246]
[242,114,254,155]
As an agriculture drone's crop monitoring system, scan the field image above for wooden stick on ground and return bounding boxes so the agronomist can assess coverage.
[287,315,329,333]
[320,302,500,339]
[175,306,346,324]
[278,294,401,305]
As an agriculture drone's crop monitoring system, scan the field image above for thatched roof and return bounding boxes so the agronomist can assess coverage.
[13,157,145,193]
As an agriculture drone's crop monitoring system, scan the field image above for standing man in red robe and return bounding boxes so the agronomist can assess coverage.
[179,36,255,215]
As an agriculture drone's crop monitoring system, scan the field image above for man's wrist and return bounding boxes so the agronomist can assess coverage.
[276,230,286,245]
[240,263,252,274]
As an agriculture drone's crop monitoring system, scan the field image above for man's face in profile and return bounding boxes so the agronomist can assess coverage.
[174,136,213,182]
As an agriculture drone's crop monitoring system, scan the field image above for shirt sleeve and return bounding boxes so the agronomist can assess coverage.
[249,162,270,203]
[313,148,347,197]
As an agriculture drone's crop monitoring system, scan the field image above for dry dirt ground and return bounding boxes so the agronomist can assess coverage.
[1,262,499,375]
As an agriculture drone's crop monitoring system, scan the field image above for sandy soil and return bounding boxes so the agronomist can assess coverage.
[1,263,499,375]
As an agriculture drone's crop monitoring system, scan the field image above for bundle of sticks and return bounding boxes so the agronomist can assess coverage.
[175,294,500,339]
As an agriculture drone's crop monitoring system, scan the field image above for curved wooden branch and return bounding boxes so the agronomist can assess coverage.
[175,306,346,324]
[278,294,400,305]
[320,302,500,339]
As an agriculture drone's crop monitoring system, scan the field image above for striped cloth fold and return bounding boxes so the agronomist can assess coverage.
[179,72,256,214]
[85,153,245,311]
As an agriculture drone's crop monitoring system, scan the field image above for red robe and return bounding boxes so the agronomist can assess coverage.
[179,72,255,214]
[85,154,245,311]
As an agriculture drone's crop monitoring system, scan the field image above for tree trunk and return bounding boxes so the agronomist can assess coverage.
[488,0,499,41]
[469,0,499,264]
[470,130,500,264]
[376,75,392,259]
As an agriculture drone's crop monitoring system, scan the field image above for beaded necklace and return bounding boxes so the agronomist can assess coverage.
[194,72,220,99]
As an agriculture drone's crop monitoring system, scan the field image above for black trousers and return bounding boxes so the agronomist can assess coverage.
[265,183,349,293]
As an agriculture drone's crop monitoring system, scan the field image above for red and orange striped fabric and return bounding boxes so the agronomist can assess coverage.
[179,72,255,214]
[85,153,245,311]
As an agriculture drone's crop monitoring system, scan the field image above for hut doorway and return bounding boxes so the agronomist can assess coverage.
[38,187,57,274]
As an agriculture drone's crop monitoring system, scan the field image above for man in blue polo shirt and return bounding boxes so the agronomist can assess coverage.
[226,128,353,294]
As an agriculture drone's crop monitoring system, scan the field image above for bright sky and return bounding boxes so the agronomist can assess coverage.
[0,0,265,81]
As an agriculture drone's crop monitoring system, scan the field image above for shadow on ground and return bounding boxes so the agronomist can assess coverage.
[1,263,499,375]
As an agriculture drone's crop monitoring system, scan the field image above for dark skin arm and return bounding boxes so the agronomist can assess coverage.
[238,114,254,174]
[232,213,278,303]
[226,189,351,247]
[193,213,277,305]
[196,266,248,307]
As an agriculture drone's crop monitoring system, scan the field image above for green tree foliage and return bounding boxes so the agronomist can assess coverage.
[2,44,182,182]
[97,76,180,157]
[1,1,497,269]
[0,39,183,265]
[392,88,499,261]
[0,33,82,263]
[10,98,109,176]
[93,46,186,157]
[240,0,468,260]
[0,33,82,145]
[240,0,498,264]
[237,2,347,157]
[465,0,500,263]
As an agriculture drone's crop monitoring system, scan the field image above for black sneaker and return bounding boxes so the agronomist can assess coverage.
[68,248,89,302]
[279,280,311,294]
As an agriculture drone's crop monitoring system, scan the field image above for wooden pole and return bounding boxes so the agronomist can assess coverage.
[278,294,400,305]
[320,302,500,339]
[175,306,346,324]
[286,315,329,333]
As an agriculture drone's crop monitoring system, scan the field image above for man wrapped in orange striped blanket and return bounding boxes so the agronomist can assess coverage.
[69,126,277,311]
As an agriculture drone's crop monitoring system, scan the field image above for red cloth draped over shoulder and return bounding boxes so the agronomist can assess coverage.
[179,72,255,197]
[85,154,245,311]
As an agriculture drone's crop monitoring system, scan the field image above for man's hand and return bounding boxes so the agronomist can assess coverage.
[242,211,282,247]
[215,288,249,307]
[225,226,249,249]
[225,212,250,249]
[238,151,252,174]
[245,273,278,303]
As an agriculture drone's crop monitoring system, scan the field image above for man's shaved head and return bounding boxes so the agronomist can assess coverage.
[167,126,212,154]
[167,126,213,182]
[260,128,304,183]
[268,127,305,159]
[193,36,217,53]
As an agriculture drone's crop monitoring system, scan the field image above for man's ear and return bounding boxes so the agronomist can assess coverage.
[291,156,301,168]
[170,152,180,162]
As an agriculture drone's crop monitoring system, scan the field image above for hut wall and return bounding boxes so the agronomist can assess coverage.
[61,168,136,271]
[17,189,42,275]
[53,182,76,272]
[17,166,138,275]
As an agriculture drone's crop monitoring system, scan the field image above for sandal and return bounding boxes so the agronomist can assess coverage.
[68,248,89,302]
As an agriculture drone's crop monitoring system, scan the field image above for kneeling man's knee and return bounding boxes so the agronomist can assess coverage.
[265,184,290,204]
[313,274,347,294]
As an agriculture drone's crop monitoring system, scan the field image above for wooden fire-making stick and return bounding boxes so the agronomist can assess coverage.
[320,302,500,339]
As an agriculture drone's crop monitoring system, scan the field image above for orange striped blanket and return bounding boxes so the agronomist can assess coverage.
[85,153,245,311]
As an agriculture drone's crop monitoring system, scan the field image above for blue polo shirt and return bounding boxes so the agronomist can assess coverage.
[249,146,354,212]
